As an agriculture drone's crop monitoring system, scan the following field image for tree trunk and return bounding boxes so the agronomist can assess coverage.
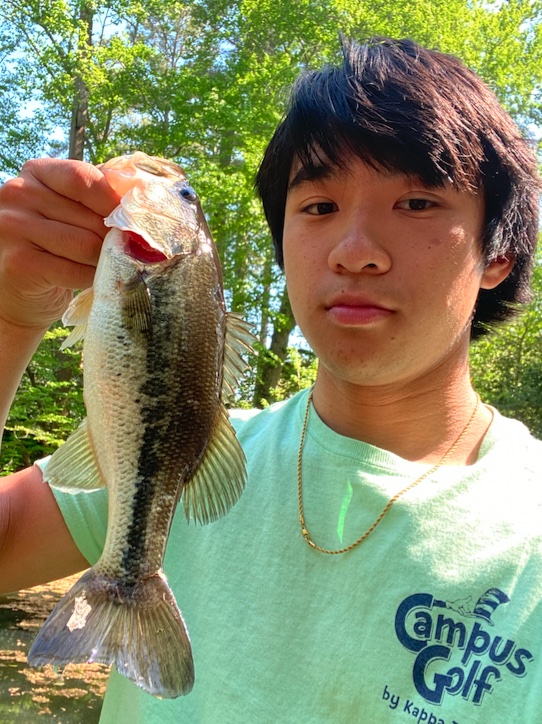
[253,286,296,407]
[69,5,93,160]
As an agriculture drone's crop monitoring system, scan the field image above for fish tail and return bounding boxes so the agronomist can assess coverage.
[28,567,194,698]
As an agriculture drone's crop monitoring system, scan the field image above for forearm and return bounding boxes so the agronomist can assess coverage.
[0,317,47,439]
[0,465,89,594]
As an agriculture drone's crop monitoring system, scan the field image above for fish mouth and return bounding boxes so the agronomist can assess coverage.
[123,231,169,263]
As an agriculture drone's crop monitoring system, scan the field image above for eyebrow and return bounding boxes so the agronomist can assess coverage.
[287,164,338,192]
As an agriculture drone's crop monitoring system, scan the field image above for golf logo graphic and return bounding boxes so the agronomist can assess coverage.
[394,588,533,706]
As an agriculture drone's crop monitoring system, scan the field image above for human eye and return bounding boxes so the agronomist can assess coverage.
[395,197,438,212]
[303,201,338,215]
[395,196,439,213]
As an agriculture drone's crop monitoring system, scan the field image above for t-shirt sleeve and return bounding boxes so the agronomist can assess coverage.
[35,457,109,566]
[228,407,261,433]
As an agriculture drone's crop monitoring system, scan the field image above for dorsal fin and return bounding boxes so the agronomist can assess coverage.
[222,313,255,401]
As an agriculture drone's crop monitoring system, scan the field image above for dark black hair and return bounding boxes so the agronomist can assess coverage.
[255,37,540,337]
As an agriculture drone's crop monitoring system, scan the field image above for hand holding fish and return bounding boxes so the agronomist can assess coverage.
[0,158,120,433]
[0,158,119,330]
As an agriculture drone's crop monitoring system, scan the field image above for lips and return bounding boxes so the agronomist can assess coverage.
[325,294,394,325]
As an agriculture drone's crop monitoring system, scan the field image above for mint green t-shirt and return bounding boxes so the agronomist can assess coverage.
[47,389,542,723]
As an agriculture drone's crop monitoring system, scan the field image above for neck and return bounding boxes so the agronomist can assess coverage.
[312,363,492,466]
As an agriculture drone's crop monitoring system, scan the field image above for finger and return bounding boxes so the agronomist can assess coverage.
[0,250,95,328]
[19,158,120,218]
[0,175,109,241]
[28,249,97,292]
[3,240,96,295]
[1,166,119,242]
[0,210,105,268]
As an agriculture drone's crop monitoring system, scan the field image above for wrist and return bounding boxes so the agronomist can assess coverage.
[0,314,50,344]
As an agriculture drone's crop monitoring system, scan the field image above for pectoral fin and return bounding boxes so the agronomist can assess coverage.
[181,405,246,525]
[43,418,105,493]
[60,287,94,349]
[121,274,152,334]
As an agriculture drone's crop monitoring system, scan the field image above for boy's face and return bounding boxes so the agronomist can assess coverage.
[283,157,511,391]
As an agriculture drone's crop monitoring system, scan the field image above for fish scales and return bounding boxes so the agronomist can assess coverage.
[87,249,224,581]
[130,266,224,579]
[28,152,253,698]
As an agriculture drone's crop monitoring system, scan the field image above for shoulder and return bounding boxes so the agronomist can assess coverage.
[228,390,308,438]
[485,407,541,446]
[481,407,541,476]
[227,390,311,464]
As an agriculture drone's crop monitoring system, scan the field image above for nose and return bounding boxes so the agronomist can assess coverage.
[328,214,392,274]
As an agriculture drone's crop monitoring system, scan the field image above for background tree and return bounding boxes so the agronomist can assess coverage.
[471,261,542,439]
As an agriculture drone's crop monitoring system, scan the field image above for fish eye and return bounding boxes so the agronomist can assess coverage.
[180,185,198,203]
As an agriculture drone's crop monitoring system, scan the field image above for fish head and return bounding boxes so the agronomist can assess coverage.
[101,152,217,270]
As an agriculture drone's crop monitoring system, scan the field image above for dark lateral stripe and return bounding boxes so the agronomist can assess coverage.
[121,282,173,580]
[120,263,222,580]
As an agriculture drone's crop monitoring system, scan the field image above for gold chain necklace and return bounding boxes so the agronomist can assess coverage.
[297,389,481,555]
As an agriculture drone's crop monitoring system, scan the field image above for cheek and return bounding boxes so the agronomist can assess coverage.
[283,227,322,290]
[424,228,484,280]
[438,261,486,335]
[282,220,300,272]
[283,235,307,310]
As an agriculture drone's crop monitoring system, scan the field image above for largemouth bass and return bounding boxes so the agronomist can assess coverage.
[28,152,253,698]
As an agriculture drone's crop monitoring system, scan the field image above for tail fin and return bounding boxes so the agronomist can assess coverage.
[28,568,194,698]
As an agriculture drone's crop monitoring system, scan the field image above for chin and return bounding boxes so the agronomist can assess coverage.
[318,359,398,388]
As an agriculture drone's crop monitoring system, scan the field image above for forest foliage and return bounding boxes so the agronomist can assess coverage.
[1,0,542,471]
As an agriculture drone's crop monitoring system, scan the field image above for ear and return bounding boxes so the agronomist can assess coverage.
[480,256,514,290]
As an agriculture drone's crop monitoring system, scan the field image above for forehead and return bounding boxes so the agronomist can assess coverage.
[284,116,484,199]
[287,154,444,193]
